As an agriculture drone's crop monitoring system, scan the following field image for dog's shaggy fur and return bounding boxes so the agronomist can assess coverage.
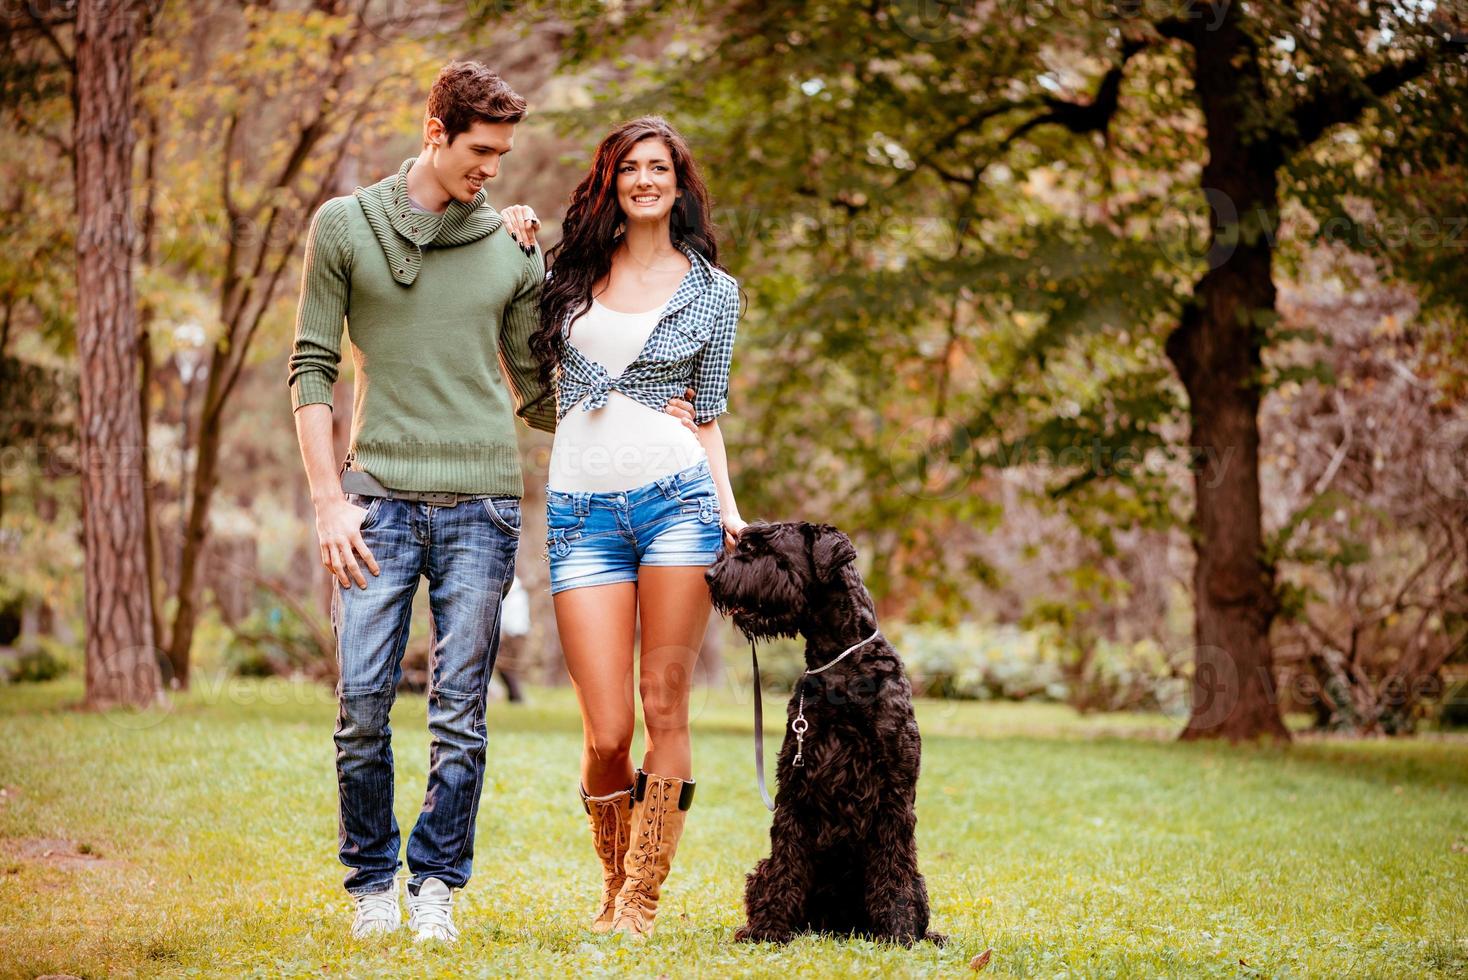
[706,521,943,946]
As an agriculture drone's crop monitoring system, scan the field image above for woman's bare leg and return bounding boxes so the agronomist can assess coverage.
[635,565,712,779]
[555,582,639,795]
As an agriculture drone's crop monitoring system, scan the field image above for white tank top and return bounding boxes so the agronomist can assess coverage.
[546,299,708,493]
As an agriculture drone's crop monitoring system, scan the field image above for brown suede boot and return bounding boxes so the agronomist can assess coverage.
[581,782,634,933]
[611,768,695,940]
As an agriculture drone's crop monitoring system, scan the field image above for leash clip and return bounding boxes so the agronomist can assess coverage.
[791,698,810,767]
[747,630,879,808]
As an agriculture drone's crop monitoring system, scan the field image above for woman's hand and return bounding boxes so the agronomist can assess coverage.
[502,204,540,254]
[721,512,748,550]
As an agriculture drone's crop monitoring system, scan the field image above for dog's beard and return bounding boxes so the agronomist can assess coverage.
[708,557,807,640]
[731,606,802,641]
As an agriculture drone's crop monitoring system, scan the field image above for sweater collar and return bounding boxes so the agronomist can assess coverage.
[353,157,504,286]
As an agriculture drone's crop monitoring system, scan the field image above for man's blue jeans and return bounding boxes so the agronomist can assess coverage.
[330,492,520,896]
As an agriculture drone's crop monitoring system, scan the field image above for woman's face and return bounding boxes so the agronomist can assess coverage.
[615,138,678,224]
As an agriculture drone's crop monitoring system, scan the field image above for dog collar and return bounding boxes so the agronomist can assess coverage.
[790,629,881,769]
[804,628,881,676]
[748,628,882,811]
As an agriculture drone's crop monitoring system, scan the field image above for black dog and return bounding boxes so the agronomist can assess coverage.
[705,521,943,946]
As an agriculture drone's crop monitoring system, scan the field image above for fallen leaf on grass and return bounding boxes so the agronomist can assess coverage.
[970,949,993,971]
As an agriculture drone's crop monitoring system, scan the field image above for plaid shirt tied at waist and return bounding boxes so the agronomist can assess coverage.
[554,243,740,426]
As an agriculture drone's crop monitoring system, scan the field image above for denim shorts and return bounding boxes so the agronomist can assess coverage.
[545,459,724,594]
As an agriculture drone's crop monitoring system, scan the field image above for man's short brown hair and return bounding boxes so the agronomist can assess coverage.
[425,61,527,142]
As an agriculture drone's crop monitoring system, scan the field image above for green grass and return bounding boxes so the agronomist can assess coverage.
[1,677,1464,978]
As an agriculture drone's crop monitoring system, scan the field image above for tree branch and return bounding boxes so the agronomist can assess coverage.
[212,79,386,415]
[895,97,1042,190]
[221,112,241,222]
[902,37,1149,193]
[1289,38,1460,150]
[23,5,73,68]
[1152,14,1200,45]
[219,15,368,333]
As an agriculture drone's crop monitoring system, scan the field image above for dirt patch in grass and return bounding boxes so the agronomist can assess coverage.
[0,837,124,873]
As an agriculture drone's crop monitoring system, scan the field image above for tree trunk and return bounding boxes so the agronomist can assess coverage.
[165,350,226,689]
[155,41,369,684]
[74,0,163,709]
[1164,9,1289,742]
[138,104,167,653]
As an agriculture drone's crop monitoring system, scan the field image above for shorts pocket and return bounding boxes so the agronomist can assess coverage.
[545,499,585,532]
[543,494,583,562]
[482,496,521,537]
[678,494,720,524]
[677,475,717,507]
[546,527,581,560]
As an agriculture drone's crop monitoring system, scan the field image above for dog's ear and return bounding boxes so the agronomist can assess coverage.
[810,524,857,582]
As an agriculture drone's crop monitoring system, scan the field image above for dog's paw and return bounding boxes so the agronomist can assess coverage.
[874,928,945,948]
[734,924,793,945]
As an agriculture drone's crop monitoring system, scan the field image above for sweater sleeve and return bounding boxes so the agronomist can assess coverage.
[287,198,353,411]
[499,245,558,433]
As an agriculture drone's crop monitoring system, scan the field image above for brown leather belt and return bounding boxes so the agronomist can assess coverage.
[340,467,501,507]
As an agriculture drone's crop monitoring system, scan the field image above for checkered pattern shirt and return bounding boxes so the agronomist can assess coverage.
[555,244,740,425]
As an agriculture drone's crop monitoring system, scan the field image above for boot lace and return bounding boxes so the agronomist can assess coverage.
[592,796,630,917]
[593,796,629,862]
[617,781,668,921]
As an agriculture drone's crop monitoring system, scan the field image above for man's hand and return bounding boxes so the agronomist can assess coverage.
[316,496,380,589]
[665,387,697,433]
[502,204,540,254]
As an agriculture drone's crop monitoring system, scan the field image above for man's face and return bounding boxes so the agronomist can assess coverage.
[426,118,515,203]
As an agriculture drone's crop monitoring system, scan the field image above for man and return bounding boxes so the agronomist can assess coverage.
[288,61,691,943]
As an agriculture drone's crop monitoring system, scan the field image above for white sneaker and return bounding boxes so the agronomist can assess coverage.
[406,877,458,943]
[351,880,401,938]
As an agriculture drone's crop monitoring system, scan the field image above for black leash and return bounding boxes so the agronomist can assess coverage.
[749,629,881,813]
[750,638,776,812]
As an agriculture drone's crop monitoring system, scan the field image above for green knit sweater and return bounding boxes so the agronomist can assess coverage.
[287,158,556,496]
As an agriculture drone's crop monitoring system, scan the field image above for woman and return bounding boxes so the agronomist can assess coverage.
[501,116,744,940]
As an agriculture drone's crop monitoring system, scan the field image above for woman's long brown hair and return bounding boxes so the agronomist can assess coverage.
[534,117,722,391]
